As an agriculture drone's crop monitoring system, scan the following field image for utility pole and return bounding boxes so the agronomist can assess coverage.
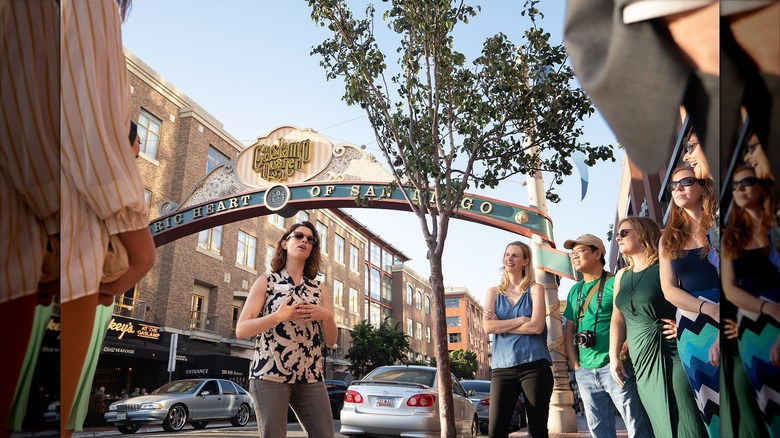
[524,139,577,433]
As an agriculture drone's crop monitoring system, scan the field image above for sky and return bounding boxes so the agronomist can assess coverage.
[122,1,625,305]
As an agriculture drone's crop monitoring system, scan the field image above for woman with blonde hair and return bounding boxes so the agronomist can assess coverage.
[610,216,704,437]
[722,165,780,436]
[659,166,720,437]
[483,241,552,438]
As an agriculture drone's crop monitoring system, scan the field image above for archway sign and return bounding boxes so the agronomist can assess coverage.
[150,125,578,280]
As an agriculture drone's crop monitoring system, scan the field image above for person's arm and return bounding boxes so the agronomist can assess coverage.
[510,283,546,335]
[659,236,720,322]
[722,251,780,323]
[300,283,337,347]
[236,276,296,339]
[609,270,628,386]
[98,228,156,306]
[564,319,580,371]
[482,287,525,334]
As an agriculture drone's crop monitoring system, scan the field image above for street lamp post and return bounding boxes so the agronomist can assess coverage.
[524,139,577,433]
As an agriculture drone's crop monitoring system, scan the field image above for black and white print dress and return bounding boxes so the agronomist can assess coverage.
[249,269,324,383]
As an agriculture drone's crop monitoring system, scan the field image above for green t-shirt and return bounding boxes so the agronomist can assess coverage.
[563,275,614,369]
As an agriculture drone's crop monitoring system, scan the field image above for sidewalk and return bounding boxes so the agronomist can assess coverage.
[509,412,627,437]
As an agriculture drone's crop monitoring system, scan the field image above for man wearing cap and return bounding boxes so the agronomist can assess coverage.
[562,234,651,438]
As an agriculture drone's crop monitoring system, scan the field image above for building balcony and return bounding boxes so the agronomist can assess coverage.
[189,310,220,342]
[110,295,147,321]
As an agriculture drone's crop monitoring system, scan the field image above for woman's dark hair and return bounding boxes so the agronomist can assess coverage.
[270,221,321,279]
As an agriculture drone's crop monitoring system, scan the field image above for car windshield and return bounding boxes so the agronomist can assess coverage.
[151,381,201,395]
[365,368,434,387]
[460,381,490,393]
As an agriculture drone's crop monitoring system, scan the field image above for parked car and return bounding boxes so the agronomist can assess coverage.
[287,379,348,422]
[104,379,253,434]
[339,365,477,437]
[459,379,526,434]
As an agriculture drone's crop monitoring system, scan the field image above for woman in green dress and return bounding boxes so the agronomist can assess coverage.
[609,216,706,438]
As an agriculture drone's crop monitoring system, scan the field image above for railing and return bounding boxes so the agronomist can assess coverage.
[111,296,147,321]
[189,310,219,333]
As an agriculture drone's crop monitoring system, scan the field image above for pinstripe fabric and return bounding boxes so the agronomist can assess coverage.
[61,0,149,302]
[0,0,60,302]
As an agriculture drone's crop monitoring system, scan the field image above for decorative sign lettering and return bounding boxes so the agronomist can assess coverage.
[253,138,311,180]
[234,126,334,188]
[186,368,209,375]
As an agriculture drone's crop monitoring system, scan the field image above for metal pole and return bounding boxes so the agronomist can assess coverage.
[524,138,577,433]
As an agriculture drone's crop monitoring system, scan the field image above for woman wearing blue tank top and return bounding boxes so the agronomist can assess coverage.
[483,241,552,438]
[659,166,720,438]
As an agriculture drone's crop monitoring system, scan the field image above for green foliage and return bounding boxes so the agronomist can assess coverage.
[309,0,614,208]
[346,319,411,379]
[448,349,477,380]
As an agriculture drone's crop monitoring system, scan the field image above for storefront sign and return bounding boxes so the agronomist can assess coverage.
[105,315,162,343]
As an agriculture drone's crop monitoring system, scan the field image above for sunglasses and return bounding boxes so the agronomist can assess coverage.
[684,140,699,154]
[667,176,704,192]
[288,231,317,245]
[731,176,759,190]
[617,229,633,239]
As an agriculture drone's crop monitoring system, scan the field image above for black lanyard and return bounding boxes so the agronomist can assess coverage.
[575,270,607,332]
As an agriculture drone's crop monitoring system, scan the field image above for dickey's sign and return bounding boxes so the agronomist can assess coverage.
[106,315,162,343]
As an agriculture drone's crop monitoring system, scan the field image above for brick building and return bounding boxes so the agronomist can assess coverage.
[444,287,491,379]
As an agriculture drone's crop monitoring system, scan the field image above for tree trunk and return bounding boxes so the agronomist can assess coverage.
[428,243,457,437]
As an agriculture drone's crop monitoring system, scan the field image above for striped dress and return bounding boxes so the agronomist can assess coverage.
[671,248,720,438]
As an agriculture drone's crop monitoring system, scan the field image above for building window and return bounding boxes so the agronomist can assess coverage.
[426,326,431,343]
[448,333,462,343]
[415,290,422,310]
[349,287,359,314]
[144,189,152,210]
[236,230,257,269]
[265,245,274,273]
[382,276,392,303]
[424,295,431,314]
[334,234,345,264]
[349,244,359,272]
[206,145,230,174]
[269,214,285,229]
[370,302,381,327]
[197,226,222,255]
[446,316,461,326]
[445,298,460,308]
[231,305,240,337]
[316,221,328,255]
[191,294,205,330]
[370,268,380,301]
[296,210,309,223]
[382,249,393,273]
[137,110,161,159]
[406,284,413,305]
[334,280,344,308]
[370,242,380,266]
[364,265,370,296]
[406,318,413,336]
[416,322,422,340]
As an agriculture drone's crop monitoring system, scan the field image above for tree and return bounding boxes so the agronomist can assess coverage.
[346,319,410,379]
[449,349,477,380]
[308,1,613,435]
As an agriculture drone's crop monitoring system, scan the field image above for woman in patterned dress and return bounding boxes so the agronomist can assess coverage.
[610,216,705,437]
[236,221,337,438]
[658,166,720,438]
[722,165,780,437]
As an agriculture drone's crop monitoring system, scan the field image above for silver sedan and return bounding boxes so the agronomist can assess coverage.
[104,379,253,434]
[339,365,478,438]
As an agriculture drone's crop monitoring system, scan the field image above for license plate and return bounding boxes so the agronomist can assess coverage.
[376,397,394,407]
[117,412,127,420]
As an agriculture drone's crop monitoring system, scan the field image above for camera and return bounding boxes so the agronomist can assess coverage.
[573,330,595,348]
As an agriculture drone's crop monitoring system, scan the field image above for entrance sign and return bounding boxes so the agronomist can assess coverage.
[152,125,578,279]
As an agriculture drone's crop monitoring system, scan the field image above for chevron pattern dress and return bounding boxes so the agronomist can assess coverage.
[671,249,720,438]
[733,247,780,437]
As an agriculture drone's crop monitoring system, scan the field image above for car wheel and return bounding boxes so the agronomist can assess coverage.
[116,424,141,434]
[230,403,251,427]
[192,421,209,429]
[470,415,479,438]
[162,404,187,432]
